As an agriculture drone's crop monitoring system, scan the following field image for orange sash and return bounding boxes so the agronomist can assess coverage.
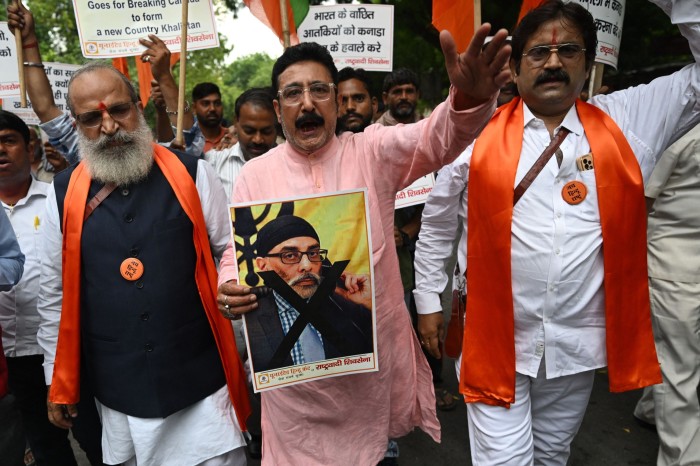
[50,144,251,429]
[462,98,661,407]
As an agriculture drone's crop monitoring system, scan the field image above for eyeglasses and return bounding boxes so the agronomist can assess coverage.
[277,83,335,106]
[522,43,586,67]
[266,249,328,264]
[75,101,135,127]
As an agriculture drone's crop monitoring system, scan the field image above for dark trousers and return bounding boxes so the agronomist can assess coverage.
[7,355,77,466]
[0,392,26,466]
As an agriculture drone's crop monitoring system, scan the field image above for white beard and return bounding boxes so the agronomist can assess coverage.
[78,113,154,186]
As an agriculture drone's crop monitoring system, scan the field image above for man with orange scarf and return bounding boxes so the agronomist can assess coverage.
[415,0,700,464]
[34,62,251,466]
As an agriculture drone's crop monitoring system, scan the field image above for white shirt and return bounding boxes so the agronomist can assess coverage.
[645,122,700,283]
[203,142,247,201]
[414,25,700,379]
[0,178,49,357]
[37,159,243,465]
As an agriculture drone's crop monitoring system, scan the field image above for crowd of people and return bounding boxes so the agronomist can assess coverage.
[0,0,698,465]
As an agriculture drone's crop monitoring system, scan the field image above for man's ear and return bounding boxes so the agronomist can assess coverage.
[371,97,378,115]
[509,58,519,80]
[273,99,282,124]
[256,257,268,271]
[137,101,144,112]
[382,91,388,106]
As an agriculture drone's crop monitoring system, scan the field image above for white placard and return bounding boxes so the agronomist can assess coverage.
[2,62,81,125]
[71,0,219,58]
[0,22,21,98]
[297,5,394,72]
[395,174,435,210]
[573,0,626,69]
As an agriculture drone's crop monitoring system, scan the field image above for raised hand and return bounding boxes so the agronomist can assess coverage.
[441,24,512,109]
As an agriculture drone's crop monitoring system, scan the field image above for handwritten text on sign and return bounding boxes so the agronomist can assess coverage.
[2,62,81,125]
[71,0,219,57]
[0,23,20,98]
[297,5,394,72]
[574,0,625,69]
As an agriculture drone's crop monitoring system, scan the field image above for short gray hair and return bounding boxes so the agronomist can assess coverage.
[66,61,139,116]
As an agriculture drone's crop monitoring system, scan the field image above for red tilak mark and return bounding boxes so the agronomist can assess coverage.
[551,27,558,45]
[97,102,107,110]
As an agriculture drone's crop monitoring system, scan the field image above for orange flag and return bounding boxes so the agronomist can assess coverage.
[112,58,130,80]
[432,0,475,53]
[245,0,302,46]
[517,0,545,24]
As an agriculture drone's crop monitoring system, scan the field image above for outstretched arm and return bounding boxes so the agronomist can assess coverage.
[6,2,62,123]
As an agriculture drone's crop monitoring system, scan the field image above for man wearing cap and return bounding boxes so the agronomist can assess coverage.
[244,215,373,373]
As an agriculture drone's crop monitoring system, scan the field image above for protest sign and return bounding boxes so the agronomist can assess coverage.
[297,4,394,72]
[395,174,435,210]
[2,62,80,125]
[230,189,378,392]
[70,0,219,57]
[0,22,20,98]
[574,0,625,69]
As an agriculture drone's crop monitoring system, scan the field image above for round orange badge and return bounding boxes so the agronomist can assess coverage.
[120,258,144,281]
[562,180,588,205]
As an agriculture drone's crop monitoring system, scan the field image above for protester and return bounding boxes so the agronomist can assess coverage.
[337,67,378,133]
[216,25,512,463]
[635,122,700,465]
[192,82,228,153]
[204,87,277,199]
[28,60,251,465]
[415,1,699,464]
[376,68,421,126]
[0,204,24,466]
[0,110,82,466]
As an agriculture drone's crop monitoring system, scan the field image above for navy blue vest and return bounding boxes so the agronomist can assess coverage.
[54,151,226,418]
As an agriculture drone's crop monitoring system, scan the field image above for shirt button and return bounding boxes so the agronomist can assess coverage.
[121,188,130,196]
[124,214,134,223]
[555,177,560,183]
[141,312,149,321]
[144,343,153,352]
[136,280,144,289]
[316,183,321,188]
[556,212,562,218]
[555,249,561,255]
[130,248,139,257]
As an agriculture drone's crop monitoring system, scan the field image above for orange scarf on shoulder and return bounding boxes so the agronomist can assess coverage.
[462,98,661,407]
[49,144,251,429]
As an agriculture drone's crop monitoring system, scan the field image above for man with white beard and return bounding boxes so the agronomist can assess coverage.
[36,62,251,466]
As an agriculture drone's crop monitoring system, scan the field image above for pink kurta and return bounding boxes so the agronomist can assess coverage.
[219,88,495,465]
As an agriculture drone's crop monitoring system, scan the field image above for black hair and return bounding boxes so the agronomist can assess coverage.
[337,67,376,98]
[192,82,221,102]
[66,62,138,117]
[382,68,419,94]
[511,0,597,74]
[271,42,338,94]
[0,110,31,144]
[234,87,276,119]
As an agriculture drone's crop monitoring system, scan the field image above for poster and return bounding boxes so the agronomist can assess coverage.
[297,4,394,72]
[574,0,626,68]
[2,62,80,125]
[70,0,219,57]
[0,22,20,98]
[395,174,435,209]
[230,189,378,392]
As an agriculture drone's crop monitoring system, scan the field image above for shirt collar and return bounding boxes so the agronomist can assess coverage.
[284,135,341,165]
[273,290,299,317]
[522,102,584,137]
[1,176,49,209]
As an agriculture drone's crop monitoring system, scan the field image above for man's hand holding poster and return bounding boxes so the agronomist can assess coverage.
[229,189,378,392]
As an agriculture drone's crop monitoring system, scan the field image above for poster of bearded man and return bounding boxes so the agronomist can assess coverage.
[228,189,377,392]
